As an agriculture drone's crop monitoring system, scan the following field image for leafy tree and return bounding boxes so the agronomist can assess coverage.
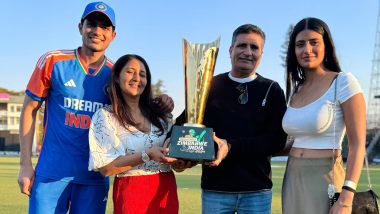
[280,24,294,68]
[37,105,45,142]
[152,79,166,96]
[0,87,24,95]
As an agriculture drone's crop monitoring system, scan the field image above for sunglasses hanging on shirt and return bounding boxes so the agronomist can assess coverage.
[236,83,248,104]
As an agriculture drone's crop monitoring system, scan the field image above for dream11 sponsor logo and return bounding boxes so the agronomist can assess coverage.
[63,97,108,129]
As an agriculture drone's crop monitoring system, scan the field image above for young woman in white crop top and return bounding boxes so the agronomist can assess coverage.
[281,18,366,214]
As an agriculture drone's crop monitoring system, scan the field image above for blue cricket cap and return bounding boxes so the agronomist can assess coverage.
[81,2,115,27]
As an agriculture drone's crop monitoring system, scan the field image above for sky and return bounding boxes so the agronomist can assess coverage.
[0,0,378,117]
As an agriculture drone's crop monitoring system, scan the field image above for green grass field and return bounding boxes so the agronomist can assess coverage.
[1,157,379,213]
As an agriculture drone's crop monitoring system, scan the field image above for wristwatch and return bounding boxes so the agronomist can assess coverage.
[141,149,150,163]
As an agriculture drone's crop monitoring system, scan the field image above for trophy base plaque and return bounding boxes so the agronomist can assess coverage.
[167,125,215,161]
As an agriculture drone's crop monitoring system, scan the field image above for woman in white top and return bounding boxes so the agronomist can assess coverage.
[88,54,178,214]
[281,17,366,214]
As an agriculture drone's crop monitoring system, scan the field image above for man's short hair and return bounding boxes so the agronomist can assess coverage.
[231,24,265,46]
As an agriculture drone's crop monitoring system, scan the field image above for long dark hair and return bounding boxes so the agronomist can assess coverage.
[109,54,167,134]
[285,17,342,101]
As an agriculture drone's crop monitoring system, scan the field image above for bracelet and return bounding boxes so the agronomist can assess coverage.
[339,203,353,208]
[342,185,356,193]
[343,180,357,190]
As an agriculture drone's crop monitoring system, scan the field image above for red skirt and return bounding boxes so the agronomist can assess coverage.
[113,171,179,214]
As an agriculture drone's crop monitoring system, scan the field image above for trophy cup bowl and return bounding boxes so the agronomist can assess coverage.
[167,37,220,161]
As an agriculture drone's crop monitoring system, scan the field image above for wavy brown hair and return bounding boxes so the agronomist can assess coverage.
[109,54,167,134]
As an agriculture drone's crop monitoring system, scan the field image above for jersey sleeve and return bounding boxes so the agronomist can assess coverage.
[337,72,363,103]
[88,108,126,171]
[26,52,54,101]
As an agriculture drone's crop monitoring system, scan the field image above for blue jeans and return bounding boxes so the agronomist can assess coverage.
[29,175,109,214]
[202,190,272,214]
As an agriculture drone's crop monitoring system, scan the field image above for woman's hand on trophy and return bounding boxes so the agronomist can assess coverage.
[147,146,176,164]
[163,137,199,171]
[152,94,174,114]
[146,147,165,162]
[160,138,178,164]
[206,133,230,167]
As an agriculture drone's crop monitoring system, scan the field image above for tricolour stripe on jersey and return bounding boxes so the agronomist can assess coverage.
[74,49,109,76]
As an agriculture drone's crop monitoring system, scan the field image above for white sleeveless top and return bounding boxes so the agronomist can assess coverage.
[282,72,363,149]
[88,106,172,176]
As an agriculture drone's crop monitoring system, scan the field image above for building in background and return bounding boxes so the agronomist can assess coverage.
[0,92,44,154]
[0,93,23,151]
